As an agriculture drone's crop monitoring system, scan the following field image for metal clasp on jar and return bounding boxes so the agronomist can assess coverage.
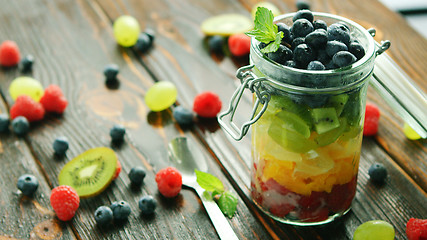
[218,65,271,141]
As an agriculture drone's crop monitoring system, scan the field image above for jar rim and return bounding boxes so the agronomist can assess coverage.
[250,12,377,92]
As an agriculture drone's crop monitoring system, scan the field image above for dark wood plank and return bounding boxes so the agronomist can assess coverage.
[0,82,75,238]
[0,0,271,239]
[92,0,427,239]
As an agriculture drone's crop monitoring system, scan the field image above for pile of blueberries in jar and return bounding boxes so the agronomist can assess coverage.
[261,9,365,70]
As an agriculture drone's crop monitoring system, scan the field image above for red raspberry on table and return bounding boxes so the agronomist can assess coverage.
[0,40,20,67]
[50,185,80,221]
[363,103,380,136]
[10,95,45,122]
[155,167,182,198]
[113,160,122,180]
[193,91,222,118]
[228,34,251,57]
[406,218,427,240]
[39,85,68,114]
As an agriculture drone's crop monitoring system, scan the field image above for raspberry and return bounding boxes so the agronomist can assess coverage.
[407,218,427,240]
[113,160,122,180]
[363,103,380,136]
[326,177,357,212]
[0,40,20,67]
[50,185,80,221]
[39,85,68,114]
[228,34,251,57]
[193,91,222,118]
[155,167,182,198]
[269,203,295,218]
[10,95,45,122]
[299,207,329,222]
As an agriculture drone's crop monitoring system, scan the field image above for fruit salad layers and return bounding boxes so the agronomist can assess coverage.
[251,91,364,223]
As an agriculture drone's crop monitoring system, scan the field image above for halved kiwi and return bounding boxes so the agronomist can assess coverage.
[201,14,253,36]
[58,147,117,198]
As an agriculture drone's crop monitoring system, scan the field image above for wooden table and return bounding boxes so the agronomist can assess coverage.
[0,0,426,239]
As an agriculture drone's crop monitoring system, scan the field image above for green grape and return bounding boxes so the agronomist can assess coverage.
[353,220,395,240]
[403,123,421,140]
[113,15,140,47]
[9,77,44,102]
[145,81,177,112]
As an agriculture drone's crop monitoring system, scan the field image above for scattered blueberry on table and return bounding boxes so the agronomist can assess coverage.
[11,116,30,136]
[17,174,38,196]
[139,195,157,215]
[110,124,126,142]
[110,201,132,221]
[368,163,388,183]
[95,206,114,226]
[53,136,69,155]
[128,166,146,185]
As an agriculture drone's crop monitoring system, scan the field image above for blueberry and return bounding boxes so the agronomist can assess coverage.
[110,201,131,221]
[134,33,153,53]
[144,28,155,42]
[332,51,357,68]
[326,40,348,57]
[138,195,157,215]
[128,166,146,185]
[17,174,38,196]
[316,49,331,65]
[267,45,293,64]
[94,206,113,225]
[293,43,316,68]
[368,162,387,183]
[296,0,311,10]
[305,30,328,49]
[349,42,365,60]
[259,42,268,50]
[313,20,327,31]
[292,10,314,23]
[173,106,194,126]
[110,124,126,142]
[307,61,325,70]
[20,55,34,73]
[53,136,69,155]
[338,21,350,31]
[291,19,314,38]
[291,37,305,50]
[12,116,29,136]
[208,35,224,53]
[327,23,351,46]
[285,60,297,68]
[0,113,10,132]
[103,64,119,80]
[276,23,293,45]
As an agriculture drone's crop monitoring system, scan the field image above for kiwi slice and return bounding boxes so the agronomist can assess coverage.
[268,115,317,153]
[311,107,340,134]
[315,117,348,147]
[275,110,311,138]
[326,94,349,116]
[58,147,117,198]
[201,14,253,36]
[270,95,313,129]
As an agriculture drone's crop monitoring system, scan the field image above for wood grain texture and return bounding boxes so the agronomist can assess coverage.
[0,0,270,239]
[0,0,426,239]
[0,86,75,239]
[92,0,427,239]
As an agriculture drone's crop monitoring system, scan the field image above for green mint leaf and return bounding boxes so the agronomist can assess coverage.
[202,191,213,201]
[245,6,282,54]
[217,191,238,218]
[260,31,283,53]
[195,170,224,192]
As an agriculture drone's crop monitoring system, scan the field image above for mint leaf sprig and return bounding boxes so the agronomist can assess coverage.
[246,7,283,54]
[195,170,238,218]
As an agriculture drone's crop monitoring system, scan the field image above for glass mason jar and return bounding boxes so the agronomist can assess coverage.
[218,12,390,226]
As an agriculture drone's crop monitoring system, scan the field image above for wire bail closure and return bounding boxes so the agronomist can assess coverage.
[218,65,271,141]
